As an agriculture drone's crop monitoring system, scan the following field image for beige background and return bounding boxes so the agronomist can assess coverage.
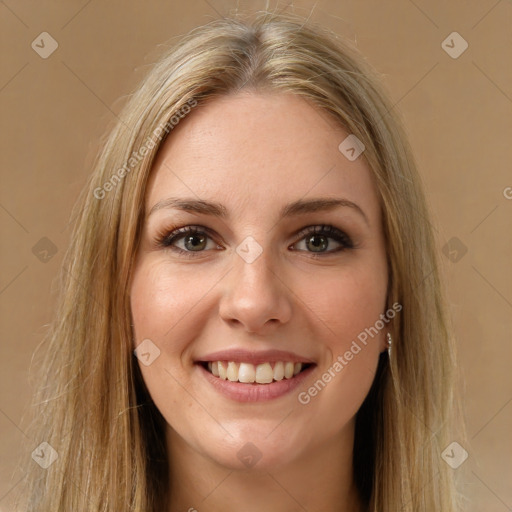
[1,1,511,510]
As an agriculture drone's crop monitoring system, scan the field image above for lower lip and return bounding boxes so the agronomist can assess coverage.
[196,363,316,402]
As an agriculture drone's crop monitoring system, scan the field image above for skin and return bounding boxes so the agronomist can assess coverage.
[130,91,389,512]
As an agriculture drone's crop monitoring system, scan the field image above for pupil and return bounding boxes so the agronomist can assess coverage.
[185,234,206,251]
[308,235,327,252]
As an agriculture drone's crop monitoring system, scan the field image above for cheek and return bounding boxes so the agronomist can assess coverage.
[302,262,388,349]
[295,263,386,420]
[129,260,206,412]
[130,260,211,346]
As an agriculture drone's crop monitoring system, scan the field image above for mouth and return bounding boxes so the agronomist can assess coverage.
[196,359,317,402]
[197,360,315,385]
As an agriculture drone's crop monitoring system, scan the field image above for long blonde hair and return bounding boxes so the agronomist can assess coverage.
[17,10,464,511]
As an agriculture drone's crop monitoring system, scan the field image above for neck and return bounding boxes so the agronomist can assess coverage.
[165,420,365,512]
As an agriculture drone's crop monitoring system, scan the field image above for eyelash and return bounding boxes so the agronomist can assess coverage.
[155,224,354,259]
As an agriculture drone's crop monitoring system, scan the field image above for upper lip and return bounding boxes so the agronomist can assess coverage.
[196,349,316,365]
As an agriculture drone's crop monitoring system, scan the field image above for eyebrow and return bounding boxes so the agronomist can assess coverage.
[147,196,369,225]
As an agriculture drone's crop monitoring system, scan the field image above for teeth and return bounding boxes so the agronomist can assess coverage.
[238,362,255,383]
[273,361,284,381]
[284,362,294,379]
[255,362,274,384]
[205,361,306,383]
[227,361,239,381]
[218,361,227,380]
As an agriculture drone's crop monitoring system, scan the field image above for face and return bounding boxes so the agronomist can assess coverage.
[130,91,389,471]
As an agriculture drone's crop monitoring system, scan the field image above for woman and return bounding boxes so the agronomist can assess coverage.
[19,10,464,511]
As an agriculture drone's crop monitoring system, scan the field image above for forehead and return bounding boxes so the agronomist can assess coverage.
[146,91,380,224]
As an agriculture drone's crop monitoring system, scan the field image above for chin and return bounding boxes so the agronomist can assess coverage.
[202,425,306,471]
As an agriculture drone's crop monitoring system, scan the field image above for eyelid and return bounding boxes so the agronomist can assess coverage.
[155,225,220,253]
[292,224,354,249]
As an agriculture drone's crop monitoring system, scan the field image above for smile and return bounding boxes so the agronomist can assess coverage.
[202,360,313,384]
[196,360,316,402]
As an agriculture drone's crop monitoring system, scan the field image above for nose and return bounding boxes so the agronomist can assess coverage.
[218,243,293,334]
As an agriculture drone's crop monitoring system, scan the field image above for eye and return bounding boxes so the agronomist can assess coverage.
[156,225,220,257]
[155,224,353,258]
[290,225,354,255]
